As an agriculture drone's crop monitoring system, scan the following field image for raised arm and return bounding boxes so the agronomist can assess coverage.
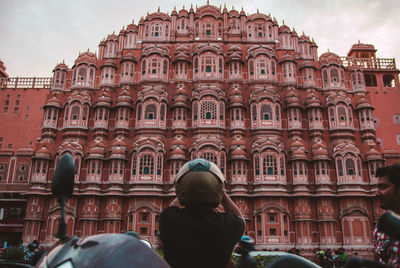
[169,197,184,208]
[221,192,244,219]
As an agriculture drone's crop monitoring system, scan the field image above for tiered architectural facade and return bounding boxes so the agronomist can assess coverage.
[1,4,400,257]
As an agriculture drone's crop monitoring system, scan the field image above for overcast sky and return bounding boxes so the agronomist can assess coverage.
[0,0,399,77]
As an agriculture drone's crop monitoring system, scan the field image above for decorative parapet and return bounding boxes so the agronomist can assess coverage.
[340,57,396,70]
[0,77,52,89]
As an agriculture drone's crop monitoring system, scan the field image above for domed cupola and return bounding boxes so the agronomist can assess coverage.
[289,137,307,160]
[116,89,132,107]
[94,90,112,108]
[72,50,97,88]
[110,137,128,160]
[311,138,329,161]
[285,88,301,108]
[305,90,322,109]
[227,84,244,108]
[87,139,107,160]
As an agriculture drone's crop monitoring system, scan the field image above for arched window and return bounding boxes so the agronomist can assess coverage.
[194,58,199,73]
[131,153,137,176]
[145,104,157,120]
[139,155,154,175]
[200,101,217,120]
[157,155,162,175]
[142,60,146,74]
[163,59,168,75]
[261,104,272,120]
[219,102,224,120]
[271,60,276,75]
[252,105,257,121]
[346,158,355,175]
[330,68,339,83]
[160,104,165,121]
[275,105,280,121]
[263,155,277,175]
[249,60,254,76]
[202,152,217,164]
[219,58,223,74]
[336,158,344,176]
[137,104,142,121]
[338,107,347,121]
[78,68,87,84]
[71,106,80,120]
[193,102,198,120]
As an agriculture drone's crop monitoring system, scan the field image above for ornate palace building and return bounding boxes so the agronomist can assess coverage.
[1,4,400,257]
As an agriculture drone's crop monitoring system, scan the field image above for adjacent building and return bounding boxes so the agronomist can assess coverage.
[0,60,50,243]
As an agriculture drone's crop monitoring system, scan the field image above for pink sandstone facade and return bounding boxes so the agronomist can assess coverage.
[1,4,400,258]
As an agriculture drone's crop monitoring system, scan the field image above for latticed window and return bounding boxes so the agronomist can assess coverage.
[256,23,265,38]
[163,59,168,75]
[264,155,277,175]
[194,58,199,73]
[151,24,162,37]
[255,157,260,175]
[148,58,160,74]
[257,59,267,74]
[261,104,272,120]
[249,60,254,75]
[329,108,335,122]
[323,70,328,84]
[348,107,353,121]
[145,104,157,120]
[331,68,339,82]
[111,160,124,174]
[280,156,285,175]
[202,152,217,165]
[83,107,88,121]
[203,56,215,73]
[139,155,154,175]
[271,60,276,75]
[71,106,80,120]
[338,107,347,121]
[200,101,217,119]
[193,102,198,120]
[275,105,280,121]
[132,154,137,175]
[160,104,165,121]
[252,105,257,121]
[346,158,355,175]
[42,161,47,174]
[220,154,225,174]
[337,159,343,176]
[137,104,142,120]
[157,155,162,175]
[142,60,146,74]
[219,103,224,120]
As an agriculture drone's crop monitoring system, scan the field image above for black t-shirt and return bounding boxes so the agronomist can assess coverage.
[159,206,245,268]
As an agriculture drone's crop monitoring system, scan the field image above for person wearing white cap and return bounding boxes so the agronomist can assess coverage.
[159,158,245,268]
